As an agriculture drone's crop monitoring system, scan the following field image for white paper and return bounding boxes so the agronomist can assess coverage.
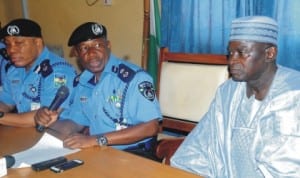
[11,132,80,168]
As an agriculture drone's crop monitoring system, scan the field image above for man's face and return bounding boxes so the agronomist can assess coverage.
[76,38,111,76]
[4,36,41,70]
[228,41,273,82]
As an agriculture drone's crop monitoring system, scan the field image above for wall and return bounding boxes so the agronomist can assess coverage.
[0,0,144,71]
[0,0,23,27]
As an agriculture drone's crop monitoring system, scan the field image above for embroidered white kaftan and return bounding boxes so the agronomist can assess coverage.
[171,65,300,178]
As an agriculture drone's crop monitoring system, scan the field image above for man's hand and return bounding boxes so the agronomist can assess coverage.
[63,133,97,149]
[34,107,59,128]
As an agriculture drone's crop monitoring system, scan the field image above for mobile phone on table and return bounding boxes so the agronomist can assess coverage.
[31,156,67,171]
[50,159,84,173]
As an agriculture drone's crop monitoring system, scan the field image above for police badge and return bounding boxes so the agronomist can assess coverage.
[138,81,155,101]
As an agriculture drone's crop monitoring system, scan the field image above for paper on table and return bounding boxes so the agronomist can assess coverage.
[11,132,80,168]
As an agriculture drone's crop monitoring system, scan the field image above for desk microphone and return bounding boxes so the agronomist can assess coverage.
[4,155,15,168]
[36,85,70,132]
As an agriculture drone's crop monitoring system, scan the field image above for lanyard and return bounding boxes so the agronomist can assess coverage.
[103,83,131,126]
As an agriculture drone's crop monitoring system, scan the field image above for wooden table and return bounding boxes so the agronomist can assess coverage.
[0,125,202,178]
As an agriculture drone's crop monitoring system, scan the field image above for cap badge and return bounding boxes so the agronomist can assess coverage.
[92,24,103,35]
[7,25,20,36]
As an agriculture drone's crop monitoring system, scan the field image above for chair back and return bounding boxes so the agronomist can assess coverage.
[158,47,229,134]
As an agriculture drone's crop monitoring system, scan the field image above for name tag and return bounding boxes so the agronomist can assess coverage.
[31,102,41,111]
[115,123,127,131]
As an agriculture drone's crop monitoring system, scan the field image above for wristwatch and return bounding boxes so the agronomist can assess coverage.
[96,135,108,146]
[0,111,4,118]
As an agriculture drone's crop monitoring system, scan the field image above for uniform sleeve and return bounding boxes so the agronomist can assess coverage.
[0,64,15,105]
[126,71,162,124]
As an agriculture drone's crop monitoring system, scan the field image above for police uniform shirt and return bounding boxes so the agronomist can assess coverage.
[60,54,162,150]
[0,42,8,91]
[0,47,77,112]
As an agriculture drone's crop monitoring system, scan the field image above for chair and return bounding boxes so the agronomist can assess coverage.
[155,47,229,164]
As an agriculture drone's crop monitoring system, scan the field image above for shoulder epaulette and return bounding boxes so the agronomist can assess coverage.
[114,64,136,83]
[40,59,53,77]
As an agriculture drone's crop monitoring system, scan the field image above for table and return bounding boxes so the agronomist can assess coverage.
[0,125,202,178]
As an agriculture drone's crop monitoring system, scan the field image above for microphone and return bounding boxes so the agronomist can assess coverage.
[4,155,15,168]
[0,155,14,176]
[36,85,70,132]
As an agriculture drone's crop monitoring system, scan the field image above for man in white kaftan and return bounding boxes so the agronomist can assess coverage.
[171,16,300,178]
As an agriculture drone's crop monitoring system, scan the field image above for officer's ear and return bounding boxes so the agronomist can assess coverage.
[265,46,277,62]
[34,38,43,48]
[106,40,112,54]
[69,46,79,57]
[106,40,111,49]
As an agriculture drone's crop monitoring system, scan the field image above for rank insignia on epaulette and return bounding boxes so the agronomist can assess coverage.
[40,59,53,77]
[138,81,155,101]
[54,73,67,87]
[117,64,135,83]
[112,65,118,73]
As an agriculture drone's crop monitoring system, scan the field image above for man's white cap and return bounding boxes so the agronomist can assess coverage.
[229,16,278,45]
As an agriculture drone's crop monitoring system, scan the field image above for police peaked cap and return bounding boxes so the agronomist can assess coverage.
[0,18,42,39]
[68,22,107,46]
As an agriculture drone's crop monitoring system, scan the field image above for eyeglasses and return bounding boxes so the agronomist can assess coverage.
[76,40,107,55]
